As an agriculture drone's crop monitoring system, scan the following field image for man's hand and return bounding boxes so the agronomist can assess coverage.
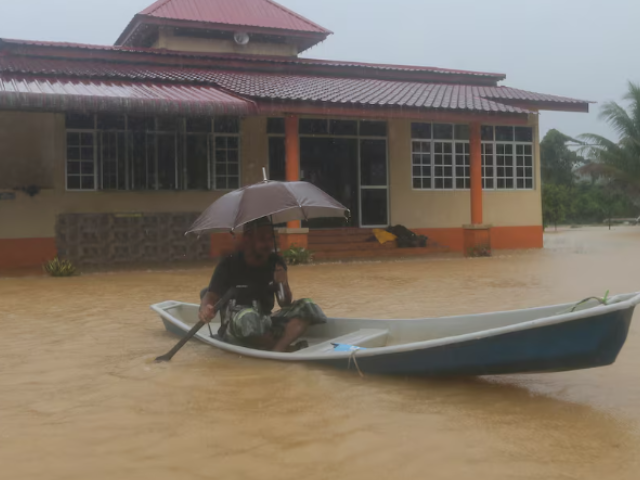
[198,304,216,323]
[274,264,288,285]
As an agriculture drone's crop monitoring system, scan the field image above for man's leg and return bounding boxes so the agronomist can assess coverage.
[272,318,311,352]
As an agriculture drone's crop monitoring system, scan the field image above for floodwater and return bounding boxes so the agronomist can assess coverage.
[2,226,640,480]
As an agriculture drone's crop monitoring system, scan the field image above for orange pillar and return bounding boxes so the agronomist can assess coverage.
[285,115,301,229]
[469,121,483,225]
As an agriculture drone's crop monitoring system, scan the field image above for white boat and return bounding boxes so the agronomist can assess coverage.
[151,292,640,376]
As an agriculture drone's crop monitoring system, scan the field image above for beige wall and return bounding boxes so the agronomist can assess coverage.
[388,117,543,229]
[153,29,298,56]
[0,111,58,189]
[0,113,270,240]
[0,111,544,240]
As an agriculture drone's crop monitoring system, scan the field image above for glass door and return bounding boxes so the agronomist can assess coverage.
[359,139,389,227]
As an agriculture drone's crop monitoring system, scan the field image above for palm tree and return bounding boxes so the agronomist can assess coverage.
[578,82,640,193]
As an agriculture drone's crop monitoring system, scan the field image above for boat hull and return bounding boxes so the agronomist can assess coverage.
[316,308,634,376]
[153,293,638,377]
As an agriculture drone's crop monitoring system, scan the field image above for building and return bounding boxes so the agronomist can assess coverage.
[0,0,590,270]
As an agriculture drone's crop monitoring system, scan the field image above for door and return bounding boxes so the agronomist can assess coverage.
[359,139,389,227]
[300,137,359,228]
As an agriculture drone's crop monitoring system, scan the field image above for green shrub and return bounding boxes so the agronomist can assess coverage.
[281,245,314,265]
[43,257,77,277]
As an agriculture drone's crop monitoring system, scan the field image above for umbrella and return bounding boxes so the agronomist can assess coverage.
[186,178,350,235]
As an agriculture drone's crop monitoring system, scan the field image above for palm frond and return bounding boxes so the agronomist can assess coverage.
[598,101,637,139]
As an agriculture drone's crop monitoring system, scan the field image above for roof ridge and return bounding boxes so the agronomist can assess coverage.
[262,0,333,34]
[140,0,175,16]
[0,38,506,80]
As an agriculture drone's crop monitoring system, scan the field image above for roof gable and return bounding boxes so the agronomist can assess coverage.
[116,0,332,52]
[140,0,331,34]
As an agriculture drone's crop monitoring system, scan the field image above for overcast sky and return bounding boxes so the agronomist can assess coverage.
[1,0,638,140]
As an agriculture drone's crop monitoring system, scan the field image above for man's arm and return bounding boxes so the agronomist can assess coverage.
[274,263,293,308]
[200,257,230,323]
[199,290,221,323]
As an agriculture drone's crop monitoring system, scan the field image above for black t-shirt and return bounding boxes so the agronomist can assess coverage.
[208,252,287,313]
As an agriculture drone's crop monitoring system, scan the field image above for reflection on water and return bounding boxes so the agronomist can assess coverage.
[1,226,640,479]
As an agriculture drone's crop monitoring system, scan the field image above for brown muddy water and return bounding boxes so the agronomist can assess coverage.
[2,226,640,480]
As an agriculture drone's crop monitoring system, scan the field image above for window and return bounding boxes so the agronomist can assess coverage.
[433,142,454,189]
[214,136,240,190]
[412,141,431,189]
[185,134,210,190]
[267,117,285,135]
[294,119,383,137]
[300,118,329,135]
[516,144,534,189]
[100,131,127,190]
[496,144,514,189]
[412,123,431,139]
[66,132,96,190]
[411,122,469,190]
[412,123,534,190]
[481,125,534,190]
[329,120,358,136]
[455,143,470,189]
[481,143,495,189]
[65,114,241,192]
[359,121,387,137]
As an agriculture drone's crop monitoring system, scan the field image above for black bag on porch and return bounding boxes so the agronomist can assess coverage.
[386,225,427,248]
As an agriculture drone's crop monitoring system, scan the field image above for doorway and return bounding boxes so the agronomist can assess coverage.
[268,118,390,229]
[300,137,358,228]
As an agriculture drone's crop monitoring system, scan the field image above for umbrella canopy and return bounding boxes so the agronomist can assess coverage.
[186,180,350,235]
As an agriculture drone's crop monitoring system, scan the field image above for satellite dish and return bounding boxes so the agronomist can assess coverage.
[234,32,250,46]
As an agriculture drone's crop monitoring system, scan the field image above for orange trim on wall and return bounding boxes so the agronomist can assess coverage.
[210,232,239,258]
[278,233,308,250]
[491,226,544,250]
[285,114,301,229]
[0,237,57,270]
[413,226,543,251]
[469,122,483,224]
[413,228,465,251]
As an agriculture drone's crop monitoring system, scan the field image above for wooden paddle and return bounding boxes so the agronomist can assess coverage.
[155,288,236,363]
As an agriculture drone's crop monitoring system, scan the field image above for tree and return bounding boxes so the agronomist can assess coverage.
[542,184,570,231]
[540,129,583,186]
[578,81,640,195]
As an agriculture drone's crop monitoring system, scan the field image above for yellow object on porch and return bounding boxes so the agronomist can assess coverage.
[373,229,397,245]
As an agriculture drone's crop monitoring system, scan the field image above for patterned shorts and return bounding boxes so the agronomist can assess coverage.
[226,298,327,344]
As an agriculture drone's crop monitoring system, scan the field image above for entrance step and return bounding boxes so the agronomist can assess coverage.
[309,229,375,245]
[310,241,397,252]
[313,246,449,260]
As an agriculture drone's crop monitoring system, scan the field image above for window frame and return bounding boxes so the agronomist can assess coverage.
[410,122,470,191]
[64,114,242,192]
[481,125,535,191]
[411,122,535,192]
[211,126,241,192]
[65,115,98,192]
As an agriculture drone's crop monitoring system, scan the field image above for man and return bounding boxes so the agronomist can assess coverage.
[198,217,326,352]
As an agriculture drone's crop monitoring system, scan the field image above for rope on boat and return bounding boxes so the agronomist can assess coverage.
[557,290,610,314]
[348,349,365,378]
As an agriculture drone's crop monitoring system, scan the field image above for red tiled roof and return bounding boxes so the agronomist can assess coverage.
[0,39,507,83]
[210,74,527,113]
[140,0,331,34]
[0,54,590,114]
[0,76,254,116]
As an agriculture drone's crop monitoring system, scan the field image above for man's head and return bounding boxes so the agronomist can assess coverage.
[242,217,274,265]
